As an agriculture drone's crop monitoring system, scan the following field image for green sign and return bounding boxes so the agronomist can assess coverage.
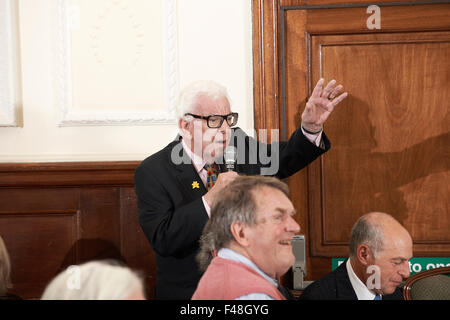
[332,257,450,275]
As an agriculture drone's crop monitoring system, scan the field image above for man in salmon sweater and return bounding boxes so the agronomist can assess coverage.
[192,176,300,300]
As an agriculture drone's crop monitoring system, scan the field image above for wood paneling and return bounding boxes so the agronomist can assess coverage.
[308,32,450,256]
[253,0,450,287]
[0,162,156,299]
[252,0,281,136]
[0,162,137,187]
[0,212,78,298]
[305,5,450,34]
[0,188,79,212]
[119,187,156,297]
[280,0,448,7]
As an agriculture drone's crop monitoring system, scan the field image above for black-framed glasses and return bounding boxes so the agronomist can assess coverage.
[184,112,238,128]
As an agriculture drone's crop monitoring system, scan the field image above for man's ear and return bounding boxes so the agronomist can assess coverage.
[179,118,193,141]
[356,244,374,266]
[230,221,250,247]
[179,118,189,131]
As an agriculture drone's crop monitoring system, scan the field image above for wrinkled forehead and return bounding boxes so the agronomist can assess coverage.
[252,187,294,217]
[191,93,231,116]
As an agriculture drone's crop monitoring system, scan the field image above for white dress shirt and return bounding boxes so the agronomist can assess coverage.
[346,259,381,300]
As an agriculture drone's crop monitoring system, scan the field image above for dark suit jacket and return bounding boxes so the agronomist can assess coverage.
[134,127,330,299]
[299,259,404,300]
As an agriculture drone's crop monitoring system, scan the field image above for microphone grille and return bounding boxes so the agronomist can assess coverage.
[224,146,237,164]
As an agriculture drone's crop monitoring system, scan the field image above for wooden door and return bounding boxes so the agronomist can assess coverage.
[253,0,450,283]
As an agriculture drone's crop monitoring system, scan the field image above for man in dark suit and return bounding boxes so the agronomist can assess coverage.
[134,79,347,299]
[299,212,413,300]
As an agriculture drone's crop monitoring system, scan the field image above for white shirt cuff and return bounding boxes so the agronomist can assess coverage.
[301,126,323,147]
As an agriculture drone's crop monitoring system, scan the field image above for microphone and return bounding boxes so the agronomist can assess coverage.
[224,146,237,172]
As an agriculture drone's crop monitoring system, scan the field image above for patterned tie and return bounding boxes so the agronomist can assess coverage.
[204,163,219,190]
[374,293,382,300]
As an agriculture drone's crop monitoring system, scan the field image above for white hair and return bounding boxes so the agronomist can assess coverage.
[175,80,231,119]
[41,260,144,300]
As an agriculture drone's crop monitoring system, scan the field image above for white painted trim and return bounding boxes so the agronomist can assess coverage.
[0,0,18,127]
[55,0,178,126]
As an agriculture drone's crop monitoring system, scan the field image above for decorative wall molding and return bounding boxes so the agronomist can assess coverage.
[0,0,18,127]
[55,0,179,126]
[0,161,138,187]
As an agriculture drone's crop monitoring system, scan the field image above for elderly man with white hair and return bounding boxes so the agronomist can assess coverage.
[134,79,347,299]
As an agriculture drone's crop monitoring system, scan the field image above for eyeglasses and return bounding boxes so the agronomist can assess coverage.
[184,112,238,128]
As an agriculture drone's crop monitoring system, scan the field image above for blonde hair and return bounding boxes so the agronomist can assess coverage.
[41,260,145,300]
[0,236,12,296]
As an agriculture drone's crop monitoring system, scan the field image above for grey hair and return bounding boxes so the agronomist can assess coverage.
[175,80,231,120]
[196,176,289,272]
[41,260,145,300]
[349,214,385,259]
[0,236,12,296]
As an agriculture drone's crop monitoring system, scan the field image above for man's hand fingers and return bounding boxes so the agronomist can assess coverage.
[205,172,238,205]
[328,84,343,100]
[216,171,238,185]
[330,92,348,106]
[310,78,325,99]
[321,79,336,98]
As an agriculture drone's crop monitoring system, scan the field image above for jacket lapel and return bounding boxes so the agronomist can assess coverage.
[335,259,358,299]
[167,140,207,200]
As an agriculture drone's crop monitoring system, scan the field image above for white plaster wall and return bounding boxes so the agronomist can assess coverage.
[0,0,253,162]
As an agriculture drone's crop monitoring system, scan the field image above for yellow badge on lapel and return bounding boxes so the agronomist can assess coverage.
[192,181,200,189]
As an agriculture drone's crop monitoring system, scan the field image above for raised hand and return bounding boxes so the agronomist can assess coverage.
[301,78,348,133]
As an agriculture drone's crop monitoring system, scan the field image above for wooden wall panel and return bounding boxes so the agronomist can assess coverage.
[0,162,136,187]
[252,0,450,287]
[119,187,156,299]
[308,32,450,256]
[280,0,421,5]
[0,213,78,298]
[252,0,281,137]
[305,4,450,34]
[0,188,79,212]
[0,162,157,299]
